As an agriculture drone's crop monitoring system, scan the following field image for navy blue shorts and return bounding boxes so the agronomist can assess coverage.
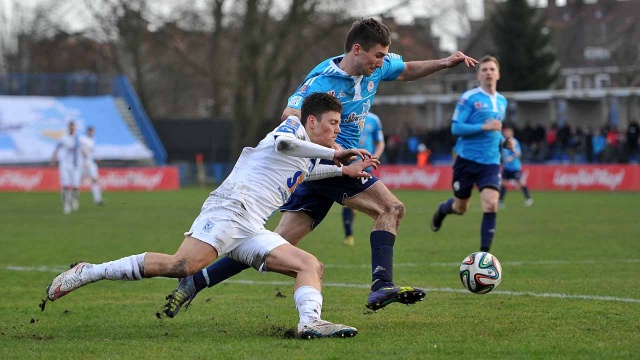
[501,169,522,181]
[452,156,501,199]
[280,170,379,229]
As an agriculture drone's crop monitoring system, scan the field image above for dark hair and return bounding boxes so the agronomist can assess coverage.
[344,18,391,53]
[301,93,343,123]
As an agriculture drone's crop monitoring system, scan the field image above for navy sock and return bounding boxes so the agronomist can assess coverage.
[480,212,497,252]
[370,230,395,292]
[522,186,531,199]
[499,186,507,201]
[192,256,250,293]
[342,206,354,237]
[439,198,455,215]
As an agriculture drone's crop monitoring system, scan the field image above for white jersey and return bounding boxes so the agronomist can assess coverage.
[79,135,96,163]
[212,116,318,224]
[56,134,81,167]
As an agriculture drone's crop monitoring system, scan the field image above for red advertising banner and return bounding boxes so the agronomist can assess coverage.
[372,164,640,191]
[0,167,180,192]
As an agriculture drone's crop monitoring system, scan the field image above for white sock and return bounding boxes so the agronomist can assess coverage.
[91,183,102,203]
[87,253,146,281]
[294,286,323,324]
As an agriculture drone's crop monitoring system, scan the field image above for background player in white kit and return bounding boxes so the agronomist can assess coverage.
[79,126,103,205]
[45,93,378,339]
[50,121,82,214]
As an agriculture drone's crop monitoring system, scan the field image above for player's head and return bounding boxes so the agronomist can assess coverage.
[67,121,76,134]
[344,18,391,76]
[502,122,514,138]
[477,55,500,88]
[87,126,95,137]
[301,93,342,148]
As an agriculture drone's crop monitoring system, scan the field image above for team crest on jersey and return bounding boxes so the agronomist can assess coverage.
[202,221,214,233]
[327,90,335,97]
[475,101,483,109]
[367,81,374,92]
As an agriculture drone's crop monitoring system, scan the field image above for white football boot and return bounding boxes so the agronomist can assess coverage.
[47,262,93,301]
[297,319,358,339]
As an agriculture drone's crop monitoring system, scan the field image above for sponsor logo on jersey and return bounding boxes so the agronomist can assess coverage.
[367,81,374,92]
[345,100,371,132]
[286,118,300,128]
[287,170,305,193]
[337,91,346,98]
[202,221,213,233]
[288,95,303,107]
[299,85,309,94]
[276,125,295,134]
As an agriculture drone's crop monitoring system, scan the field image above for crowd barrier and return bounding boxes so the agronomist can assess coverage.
[2,165,638,192]
[372,164,640,191]
[0,167,179,191]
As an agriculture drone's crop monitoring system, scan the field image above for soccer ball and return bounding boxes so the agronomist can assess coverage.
[459,252,502,294]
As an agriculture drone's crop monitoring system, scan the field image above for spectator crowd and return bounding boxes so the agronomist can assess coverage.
[381,121,640,166]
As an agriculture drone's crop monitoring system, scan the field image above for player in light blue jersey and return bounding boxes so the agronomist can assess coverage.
[499,123,533,208]
[343,113,385,247]
[166,18,477,314]
[431,56,514,253]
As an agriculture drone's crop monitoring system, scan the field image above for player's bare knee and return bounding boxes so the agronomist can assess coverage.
[485,203,499,213]
[315,260,325,280]
[453,203,469,215]
[379,200,405,219]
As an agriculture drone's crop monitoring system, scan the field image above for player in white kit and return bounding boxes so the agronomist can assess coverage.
[45,93,378,339]
[79,126,103,205]
[50,121,82,214]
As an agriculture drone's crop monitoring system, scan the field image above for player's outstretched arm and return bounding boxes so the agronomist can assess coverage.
[396,51,478,82]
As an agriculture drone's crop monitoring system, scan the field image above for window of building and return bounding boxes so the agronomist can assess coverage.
[594,74,610,88]
[566,75,581,90]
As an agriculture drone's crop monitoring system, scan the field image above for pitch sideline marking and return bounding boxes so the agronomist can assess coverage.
[5,265,640,304]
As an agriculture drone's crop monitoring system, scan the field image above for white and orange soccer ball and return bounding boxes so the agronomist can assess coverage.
[459,252,502,294]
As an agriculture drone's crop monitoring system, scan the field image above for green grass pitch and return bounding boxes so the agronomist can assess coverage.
[1,189,639,359]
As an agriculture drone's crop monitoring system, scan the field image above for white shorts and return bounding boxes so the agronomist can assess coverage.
[59,163,82,187]
[83,161,99,180]
[185,196,287,272]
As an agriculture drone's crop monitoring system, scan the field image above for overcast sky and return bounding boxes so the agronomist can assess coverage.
[1,0,576,51]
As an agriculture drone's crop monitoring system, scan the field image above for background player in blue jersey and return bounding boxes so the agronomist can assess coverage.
[430,55,514,253]
[164,18,477,315]
[499,123,533,208]
[342,112,385,247]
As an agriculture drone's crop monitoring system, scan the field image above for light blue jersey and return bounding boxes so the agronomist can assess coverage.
[451,87,508,165]
[501,137,522,171]
[287,55,405,150]
[358,113,383,154]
